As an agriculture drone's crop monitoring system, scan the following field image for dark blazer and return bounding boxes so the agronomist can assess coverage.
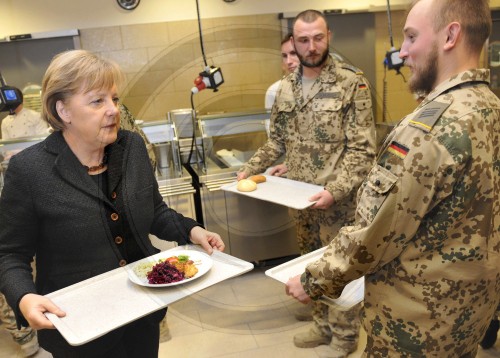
[0,130,199,353]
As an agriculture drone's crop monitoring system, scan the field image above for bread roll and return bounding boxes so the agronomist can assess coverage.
[237,179,257,192]
[249,175,266,184]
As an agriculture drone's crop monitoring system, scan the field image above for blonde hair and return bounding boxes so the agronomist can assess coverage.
[41,49,123,131]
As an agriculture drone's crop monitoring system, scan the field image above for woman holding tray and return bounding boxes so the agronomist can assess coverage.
[0,49,224,357]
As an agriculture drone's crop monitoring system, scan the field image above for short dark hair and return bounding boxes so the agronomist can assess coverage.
[292,9,329,34]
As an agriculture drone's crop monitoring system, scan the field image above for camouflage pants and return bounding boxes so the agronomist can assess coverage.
[292,200,361,347]
[0,293,37,346]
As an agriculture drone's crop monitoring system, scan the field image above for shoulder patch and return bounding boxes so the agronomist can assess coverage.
[340,63,363,75]
[408,101,451,133]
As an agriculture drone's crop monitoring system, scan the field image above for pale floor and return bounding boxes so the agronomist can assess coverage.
[0,265,499,358]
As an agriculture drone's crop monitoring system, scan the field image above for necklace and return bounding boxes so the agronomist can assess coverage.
[84,154,108,173]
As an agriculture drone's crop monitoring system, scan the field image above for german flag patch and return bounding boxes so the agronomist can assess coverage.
[358,83,367,90]
[387,141,409,159]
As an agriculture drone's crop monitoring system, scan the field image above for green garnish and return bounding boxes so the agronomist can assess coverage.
[177,255,189,262]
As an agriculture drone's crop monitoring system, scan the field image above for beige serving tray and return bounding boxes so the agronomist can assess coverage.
[44,245,253,346]
[265,247,364,310]
[220,175,324,210]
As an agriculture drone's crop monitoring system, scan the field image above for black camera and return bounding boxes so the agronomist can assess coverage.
[0,86,22,114]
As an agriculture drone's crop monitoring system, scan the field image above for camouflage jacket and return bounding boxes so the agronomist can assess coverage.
[302,69,500,357]
[119,104,157,171]
[239,55,376,203]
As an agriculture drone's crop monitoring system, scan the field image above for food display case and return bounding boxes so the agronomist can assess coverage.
[140,119,197,251]
[190,110,299,262]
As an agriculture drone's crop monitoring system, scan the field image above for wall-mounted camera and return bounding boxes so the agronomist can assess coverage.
[0,85,22,114]
[191,66,224,94]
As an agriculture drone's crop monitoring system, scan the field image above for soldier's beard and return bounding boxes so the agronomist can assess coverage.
[408,43,438,95]
[298,48,329,68]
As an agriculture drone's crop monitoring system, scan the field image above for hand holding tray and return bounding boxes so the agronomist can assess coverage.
[265,247,364,310]
[221,174,323,210]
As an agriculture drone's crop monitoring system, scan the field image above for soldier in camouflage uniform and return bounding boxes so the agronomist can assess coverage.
[238,10,376,357]
[119,103,157,171]
[286,0,500,356]
[1,293,39,356]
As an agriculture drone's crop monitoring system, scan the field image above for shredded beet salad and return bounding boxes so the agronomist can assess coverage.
[147,261,184,284]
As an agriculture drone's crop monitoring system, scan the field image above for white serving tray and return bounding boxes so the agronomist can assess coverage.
[265,247,364,310]
[44,245,253,346]
[220,175,323,210]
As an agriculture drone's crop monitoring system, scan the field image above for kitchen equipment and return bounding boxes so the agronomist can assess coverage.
[190,110,299,262]
[138,119,198,251]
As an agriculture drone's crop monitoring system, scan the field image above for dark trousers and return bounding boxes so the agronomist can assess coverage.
[40,309,166,358]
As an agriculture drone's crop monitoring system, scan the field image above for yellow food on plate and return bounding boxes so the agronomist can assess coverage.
[249,175,266,183]
[237,179,257,192]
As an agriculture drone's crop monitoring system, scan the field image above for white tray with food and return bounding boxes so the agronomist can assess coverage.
[265,247,364,310]
[44,245,253,346]
[220,174,324,210]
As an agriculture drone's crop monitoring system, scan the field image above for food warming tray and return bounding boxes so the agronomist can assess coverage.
[265,247,364,310]
[44,245,253,346]
[220,174,324,210]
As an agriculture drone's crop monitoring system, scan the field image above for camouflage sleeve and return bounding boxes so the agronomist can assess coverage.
[302,120,465,300]
[238,104,286,177]
[119,104,157,172]
[324,75,377,203]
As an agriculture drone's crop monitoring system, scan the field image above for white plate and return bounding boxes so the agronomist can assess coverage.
[127,250,213,287]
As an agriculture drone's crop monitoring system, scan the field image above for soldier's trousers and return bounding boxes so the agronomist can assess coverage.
[0,293,37,346]
[293,205,361,348]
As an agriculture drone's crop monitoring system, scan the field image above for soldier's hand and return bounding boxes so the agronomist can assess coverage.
[285,275,311,304]
[269,164,288,177]
[236,172,248,181]
[309,190,334,210]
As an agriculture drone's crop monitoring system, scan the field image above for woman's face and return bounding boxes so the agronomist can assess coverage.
[57,85,120,149]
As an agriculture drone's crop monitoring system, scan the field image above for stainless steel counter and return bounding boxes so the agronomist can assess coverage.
[191,162,299,263]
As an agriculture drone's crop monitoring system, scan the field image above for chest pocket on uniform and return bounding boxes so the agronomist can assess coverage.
[311,98,343,143]
[274,101,295,138]
[357,164,398,223]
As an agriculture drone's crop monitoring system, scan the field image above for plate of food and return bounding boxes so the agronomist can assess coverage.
[127,250,213,287]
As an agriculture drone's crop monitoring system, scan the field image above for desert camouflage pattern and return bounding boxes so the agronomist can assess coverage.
[240,54,376,345]
[239,55,376,202]
[119,104,157,171]
[0,293,37,346]
[302,69,500,357]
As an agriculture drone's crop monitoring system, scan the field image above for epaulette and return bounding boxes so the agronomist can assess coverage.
[340,63,363,75]
[408,100,451,133]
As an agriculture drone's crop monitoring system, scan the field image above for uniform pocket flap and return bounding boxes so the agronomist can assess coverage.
[312,98,342,112]
[276,101,295,113]
[365,165,398,194]
[355,99,372,110]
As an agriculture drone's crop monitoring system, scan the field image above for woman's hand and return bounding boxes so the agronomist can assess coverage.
[189,226,225,254]
[19,293,66,330]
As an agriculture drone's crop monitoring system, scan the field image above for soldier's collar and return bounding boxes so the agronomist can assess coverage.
[424,69,490,103]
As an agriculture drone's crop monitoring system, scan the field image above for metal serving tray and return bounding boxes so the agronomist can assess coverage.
[44,245,253,346]
[265,247,364,310]
[220,174,323,210]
